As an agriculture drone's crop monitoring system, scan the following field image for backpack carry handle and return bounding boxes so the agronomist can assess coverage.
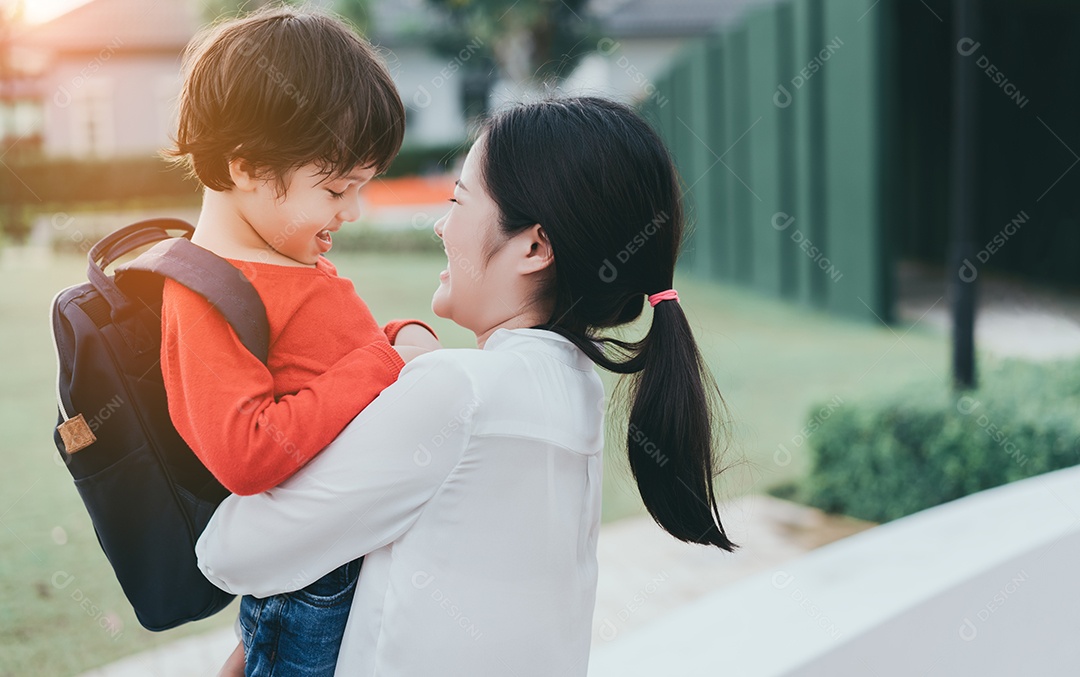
[90,218,195,270]
[98,227,189,271]
[88,219,196,316]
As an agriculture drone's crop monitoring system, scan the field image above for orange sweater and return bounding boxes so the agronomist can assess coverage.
[160,255,435,495]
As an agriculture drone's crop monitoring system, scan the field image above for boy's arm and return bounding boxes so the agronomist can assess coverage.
[196,354,472,597]
[162,282,404,496]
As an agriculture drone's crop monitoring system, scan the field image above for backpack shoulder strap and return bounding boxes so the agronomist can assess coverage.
[115,239,270,364]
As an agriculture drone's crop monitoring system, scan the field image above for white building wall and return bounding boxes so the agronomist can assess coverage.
[383,45,469,148]
[563,37,685,107]
[42,52,182,159]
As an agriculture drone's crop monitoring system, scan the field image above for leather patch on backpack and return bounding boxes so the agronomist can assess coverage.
[58,414,96,454]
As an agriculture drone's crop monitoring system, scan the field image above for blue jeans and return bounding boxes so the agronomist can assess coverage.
[239,557,362,677]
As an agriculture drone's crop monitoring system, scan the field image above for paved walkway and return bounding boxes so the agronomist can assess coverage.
[896,260,1080,360]
[75,495,871,676]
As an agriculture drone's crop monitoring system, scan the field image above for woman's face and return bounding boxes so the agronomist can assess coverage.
[431,141,507,332]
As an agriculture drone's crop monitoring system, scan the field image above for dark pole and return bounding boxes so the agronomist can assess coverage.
[949,0,979,390]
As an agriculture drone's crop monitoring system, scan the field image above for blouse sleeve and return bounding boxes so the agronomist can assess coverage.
[195,351,475,598]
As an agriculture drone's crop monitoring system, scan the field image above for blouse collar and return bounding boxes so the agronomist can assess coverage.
[483,327,596,372]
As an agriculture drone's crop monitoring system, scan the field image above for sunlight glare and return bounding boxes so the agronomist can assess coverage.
[14,0,93,26]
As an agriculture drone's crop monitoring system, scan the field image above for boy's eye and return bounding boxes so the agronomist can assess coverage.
[328,189,345,199]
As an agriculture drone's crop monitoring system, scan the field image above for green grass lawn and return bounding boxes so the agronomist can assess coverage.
[0,249,948,675]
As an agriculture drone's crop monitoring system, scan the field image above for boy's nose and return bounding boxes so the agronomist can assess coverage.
[337,195,362,223]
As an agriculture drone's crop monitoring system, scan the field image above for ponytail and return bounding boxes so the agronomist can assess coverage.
[625,301,735,550]
[544,299,737,552]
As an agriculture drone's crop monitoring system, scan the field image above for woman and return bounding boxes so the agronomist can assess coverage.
[196,96,736,675]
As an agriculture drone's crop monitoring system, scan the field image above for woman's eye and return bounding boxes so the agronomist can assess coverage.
[447,198,458,204]
[328,189,345,199]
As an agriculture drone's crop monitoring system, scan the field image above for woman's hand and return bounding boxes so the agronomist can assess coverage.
[394,323,443,352]
[217,642,245,677]
[394,345,433,364]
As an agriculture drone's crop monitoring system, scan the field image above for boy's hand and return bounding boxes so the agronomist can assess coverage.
[394,323,443,352]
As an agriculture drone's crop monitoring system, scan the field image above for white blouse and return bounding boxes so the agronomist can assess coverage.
[196,327,606,676]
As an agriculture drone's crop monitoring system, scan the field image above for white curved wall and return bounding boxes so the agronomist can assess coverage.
[589,465,1080,676]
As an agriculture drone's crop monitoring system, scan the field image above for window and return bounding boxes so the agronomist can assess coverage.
[69,79,115,158]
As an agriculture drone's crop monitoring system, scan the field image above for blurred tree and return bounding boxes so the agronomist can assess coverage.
[423,0,596,118]
[335,0,372,35]
[201,0,300,22]
[201,0,370,33]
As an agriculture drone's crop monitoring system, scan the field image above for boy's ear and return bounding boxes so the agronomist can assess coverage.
[516,224,554,275]
[227,158,260,192]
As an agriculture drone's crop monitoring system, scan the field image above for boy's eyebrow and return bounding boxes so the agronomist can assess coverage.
[334,168,375,182]
[455,179,469,192]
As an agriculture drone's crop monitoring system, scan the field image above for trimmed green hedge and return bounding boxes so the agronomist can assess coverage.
[2,144,464,239]
[13,144,463,206]
[791,359,1080,522]
[329,224,444,254]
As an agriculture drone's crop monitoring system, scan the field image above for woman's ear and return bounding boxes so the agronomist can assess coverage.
[517,224,554,275]
[227,158,260,192]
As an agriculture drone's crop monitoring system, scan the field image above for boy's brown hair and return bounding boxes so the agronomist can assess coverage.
[166,5,404,195]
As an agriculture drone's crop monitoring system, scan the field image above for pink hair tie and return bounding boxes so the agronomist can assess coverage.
[648,289,679,307]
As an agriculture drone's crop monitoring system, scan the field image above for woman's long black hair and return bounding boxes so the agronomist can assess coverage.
[479,97,736,551]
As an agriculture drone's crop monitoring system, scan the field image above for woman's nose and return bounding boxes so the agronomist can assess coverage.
[433,216,445,239]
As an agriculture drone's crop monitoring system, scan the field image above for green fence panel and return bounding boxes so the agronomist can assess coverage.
[791,0,827,309]
[819,0,888,320]
[662,61,694,272]
[685,40,716,280]
[724,23,753,285]
[674,55,701,275]
[745,5,784,297]
[774,1,799,300]
[705,32,733,282]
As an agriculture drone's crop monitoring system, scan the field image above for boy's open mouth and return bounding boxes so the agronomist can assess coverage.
[316,229,333,251]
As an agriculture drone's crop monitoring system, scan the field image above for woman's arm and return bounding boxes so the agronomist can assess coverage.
[195,352,474,598]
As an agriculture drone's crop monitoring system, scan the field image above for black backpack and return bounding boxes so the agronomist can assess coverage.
[49,218,269,631]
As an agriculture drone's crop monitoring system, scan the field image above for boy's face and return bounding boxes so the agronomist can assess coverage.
[242,163,377,265]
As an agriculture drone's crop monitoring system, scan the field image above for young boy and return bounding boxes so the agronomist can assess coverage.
[161,7,440,675]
